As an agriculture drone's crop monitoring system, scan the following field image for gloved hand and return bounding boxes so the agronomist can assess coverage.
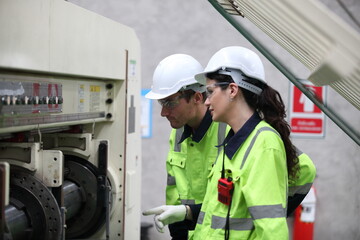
[142,205,187,233]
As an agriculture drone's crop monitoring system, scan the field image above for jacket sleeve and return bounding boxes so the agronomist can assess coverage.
[166,129,182,205]
[287,151,316,216]
[166,129,185,239]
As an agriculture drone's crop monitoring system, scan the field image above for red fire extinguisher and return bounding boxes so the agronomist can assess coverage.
[293,186,316,240]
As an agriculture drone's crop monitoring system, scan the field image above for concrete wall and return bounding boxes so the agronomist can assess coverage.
[68,1,360,240]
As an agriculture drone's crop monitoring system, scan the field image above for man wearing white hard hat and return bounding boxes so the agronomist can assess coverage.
[143,54,228,240]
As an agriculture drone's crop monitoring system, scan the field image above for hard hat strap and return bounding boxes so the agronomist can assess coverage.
[218,68,263,95]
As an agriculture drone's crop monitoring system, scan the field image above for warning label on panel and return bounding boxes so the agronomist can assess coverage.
[78,84,85,113]
[90,85,100,112]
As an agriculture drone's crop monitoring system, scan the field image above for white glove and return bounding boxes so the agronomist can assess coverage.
[142,205,187,233]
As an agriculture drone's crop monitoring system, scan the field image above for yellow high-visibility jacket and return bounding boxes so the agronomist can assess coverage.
[193,114,288,240]
[166,111,228,238]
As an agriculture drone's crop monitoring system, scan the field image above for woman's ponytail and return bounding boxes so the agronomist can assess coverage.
[243,83,299,180]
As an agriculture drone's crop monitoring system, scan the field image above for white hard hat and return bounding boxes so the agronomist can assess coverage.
[145,54,204,99]
[195,46,266,87]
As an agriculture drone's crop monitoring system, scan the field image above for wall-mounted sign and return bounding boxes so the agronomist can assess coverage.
[289,80,327,138]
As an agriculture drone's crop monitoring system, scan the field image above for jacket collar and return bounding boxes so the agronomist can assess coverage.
[221,112,262,160]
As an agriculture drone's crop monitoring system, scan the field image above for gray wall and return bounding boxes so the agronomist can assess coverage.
[68,1,360,240]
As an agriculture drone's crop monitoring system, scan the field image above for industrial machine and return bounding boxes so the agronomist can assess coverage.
[0,0,141,239]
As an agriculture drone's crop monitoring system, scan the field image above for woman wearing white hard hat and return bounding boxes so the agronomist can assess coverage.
[188,46,299,239]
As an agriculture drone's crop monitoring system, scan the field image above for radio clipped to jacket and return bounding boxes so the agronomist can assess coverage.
[217,177,233,205]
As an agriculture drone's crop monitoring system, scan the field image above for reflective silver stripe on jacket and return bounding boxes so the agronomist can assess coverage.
[181,199,195,205]
[248,204,286,219]
[289,183,313,196]
[167,174,176,186]
[211,215,254,230]
[197,211,205,224]
[240,127,280,169]
[174,127,183,152]
[198,211,254,230]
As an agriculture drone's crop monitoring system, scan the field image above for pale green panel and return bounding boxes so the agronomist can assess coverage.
[49,0,134,79]
[0,0,50,71]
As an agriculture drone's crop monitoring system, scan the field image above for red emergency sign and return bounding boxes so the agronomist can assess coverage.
[291,118,323,134]
[289,81,326,138]
[293,85,323,114]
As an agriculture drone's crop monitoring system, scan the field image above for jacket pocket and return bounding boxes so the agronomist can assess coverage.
[168,152,186,169]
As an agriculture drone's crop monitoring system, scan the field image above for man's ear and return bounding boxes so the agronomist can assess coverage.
[193,91,204,104]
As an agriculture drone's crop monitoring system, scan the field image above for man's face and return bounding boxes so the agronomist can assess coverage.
[159,92,194,129]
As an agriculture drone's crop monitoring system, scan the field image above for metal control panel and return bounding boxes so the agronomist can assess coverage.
[0,73,116,132]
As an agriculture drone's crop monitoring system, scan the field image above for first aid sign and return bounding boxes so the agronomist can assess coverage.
[289,81,326,138]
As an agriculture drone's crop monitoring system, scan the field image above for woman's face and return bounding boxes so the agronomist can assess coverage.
[204,79,230,122]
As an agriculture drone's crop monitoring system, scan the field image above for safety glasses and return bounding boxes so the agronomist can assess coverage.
[205,82,230,98]
[158,93,185,109]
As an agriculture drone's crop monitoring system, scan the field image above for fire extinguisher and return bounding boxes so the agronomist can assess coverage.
[293,186,316,240]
